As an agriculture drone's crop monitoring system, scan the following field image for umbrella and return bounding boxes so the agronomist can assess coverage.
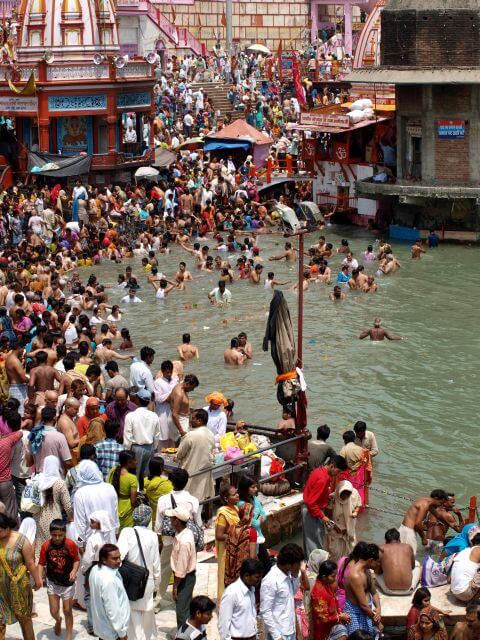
[263,290,299,407]
[134,166,159,182]
[247,44,271,55]
[177,137,204,151]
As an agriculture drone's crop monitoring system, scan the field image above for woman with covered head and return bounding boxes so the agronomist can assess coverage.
[117,504,161,640]
[326,480,361,562]
[407,605,448,640]
[33,455,73,559]
[72,459,119,552]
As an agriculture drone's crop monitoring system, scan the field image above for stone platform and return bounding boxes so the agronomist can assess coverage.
[379,584,466,626]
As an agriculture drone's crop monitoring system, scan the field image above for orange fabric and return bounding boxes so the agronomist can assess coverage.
[275,370,297,384]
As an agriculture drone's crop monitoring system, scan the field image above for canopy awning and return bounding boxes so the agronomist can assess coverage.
[204,139,251,152]
[286,116,390,134]
[28,151,92,177]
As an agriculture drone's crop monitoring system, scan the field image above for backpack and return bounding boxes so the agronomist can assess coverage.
[20,475,41,515]
[161,494,204,552]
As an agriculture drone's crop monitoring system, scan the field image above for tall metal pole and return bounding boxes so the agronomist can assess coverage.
[226,0,233,55]
[297,231,304,368]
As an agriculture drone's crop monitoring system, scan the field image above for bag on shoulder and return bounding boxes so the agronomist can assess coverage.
[20,475,41,515]
[118,528,149,601]
[161,494,204,552]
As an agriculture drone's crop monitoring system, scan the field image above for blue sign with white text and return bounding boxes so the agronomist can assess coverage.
[437,120,465,139]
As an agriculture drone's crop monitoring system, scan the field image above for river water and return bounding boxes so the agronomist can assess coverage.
[95,225,479,543]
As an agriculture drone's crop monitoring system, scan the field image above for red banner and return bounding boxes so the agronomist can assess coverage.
[292,54,307,109]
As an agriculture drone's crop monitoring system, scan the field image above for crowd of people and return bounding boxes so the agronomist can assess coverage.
[0,48,472,640]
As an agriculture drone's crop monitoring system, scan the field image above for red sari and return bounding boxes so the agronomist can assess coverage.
[311,579,341,640]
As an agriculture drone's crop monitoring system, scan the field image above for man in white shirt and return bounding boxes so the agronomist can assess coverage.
[183,111,194,138]
[200,185,213,206]
[130,346,155,393]
[72,180,88,201]
[120,289,142,304]
[353,420,379,458]
[124,125,137,143]
[260,543,305,640]
[219,559,264,640]
[208,281,232,306]
[153,359,177,450]
[123,388,160,486]
[154,468,201,609]
[203,392,227,447]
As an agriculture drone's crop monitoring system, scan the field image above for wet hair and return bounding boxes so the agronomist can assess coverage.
[184,373,199,388]
[318,560,338,579]
[168,468,189,490]
[339,541,369,580]
[240,558,264,577]
[342,430,356,444]
[99,543,119,565]
[105,360,119,373]
[161,359,174,372]
[317,424,330,441]
[41,406,57,423]
[230,337,239,348]
[385,528,400,543]
[148,456,165,479]
[50,519,66,532]
[35,350,48,364]
[412,587,431,609]
[189,595,216,617]
[430,489,448,500]
[277,543,305,566]
[353,421,367,433]
[182,333,191,343]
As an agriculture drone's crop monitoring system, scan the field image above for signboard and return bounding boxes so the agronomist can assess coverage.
[280,52,294,81]
[300,112,351,128]
[437,120,465,139]
[303,138,316,160]
[0,96,38,113]
[333,142,349,162]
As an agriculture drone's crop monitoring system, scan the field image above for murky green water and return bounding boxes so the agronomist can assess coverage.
[94,225,479,543]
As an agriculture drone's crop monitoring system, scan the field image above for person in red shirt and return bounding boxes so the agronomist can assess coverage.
[303,455,348,556]
[39,519,80,640]
[311,559,351,640]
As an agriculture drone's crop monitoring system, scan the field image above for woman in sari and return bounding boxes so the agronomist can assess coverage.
[326,481,362,562]
[215,484,240,602]
[407,606,447,640]
[224,502,257,588]
[338,431,372,508]
[311,560,350,640]
[0,513,42,640]
[107,450,138,530]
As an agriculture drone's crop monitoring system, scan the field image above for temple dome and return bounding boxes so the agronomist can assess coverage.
[17,0,119,61]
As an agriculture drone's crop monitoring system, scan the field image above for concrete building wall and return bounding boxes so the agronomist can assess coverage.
[156,0,310,54]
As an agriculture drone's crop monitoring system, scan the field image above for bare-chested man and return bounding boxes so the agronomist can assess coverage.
[399,489,449,555]
[177,333,199,361]
[224,338,246,366]
[379,254,401,275]
[238,332,252,359]
[329,285,346,301]
[451,602,480,640]
[168,374,199,439]
[412,239,427,260]
[29,333,58,366]
[5,338,28,416]
[28,350,64,405]
[94,339,134,366]
[359,318,403,341]
[362,276,378,293]
[345,543,383,636]
[424,492,464,547]
[376,528,420,595]
[57,397,80,461]
[269,241,296,263]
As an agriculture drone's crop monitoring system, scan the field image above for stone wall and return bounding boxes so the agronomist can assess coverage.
[160,0,310,54]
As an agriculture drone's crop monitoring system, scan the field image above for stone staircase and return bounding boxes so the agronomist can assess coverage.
[189,81,243,122]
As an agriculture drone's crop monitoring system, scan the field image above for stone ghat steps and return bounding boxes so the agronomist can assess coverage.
[189,81,243,120]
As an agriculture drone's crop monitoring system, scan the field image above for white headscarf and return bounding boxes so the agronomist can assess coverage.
[332,480,362,541]
[38,456,62,504]
[76,460,103,490]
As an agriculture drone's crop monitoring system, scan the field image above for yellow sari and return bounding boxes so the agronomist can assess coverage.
[215,505,239,602]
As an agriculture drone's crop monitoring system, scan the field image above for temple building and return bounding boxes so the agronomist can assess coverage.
[347,0,480,237]
[0,0,155,184]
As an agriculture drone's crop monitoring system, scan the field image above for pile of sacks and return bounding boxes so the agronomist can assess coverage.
[348,98,375,124]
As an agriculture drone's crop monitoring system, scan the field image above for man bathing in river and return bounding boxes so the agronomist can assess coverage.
[359,318,403,341]
[177,333,199,361]
[399,489,450,555]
